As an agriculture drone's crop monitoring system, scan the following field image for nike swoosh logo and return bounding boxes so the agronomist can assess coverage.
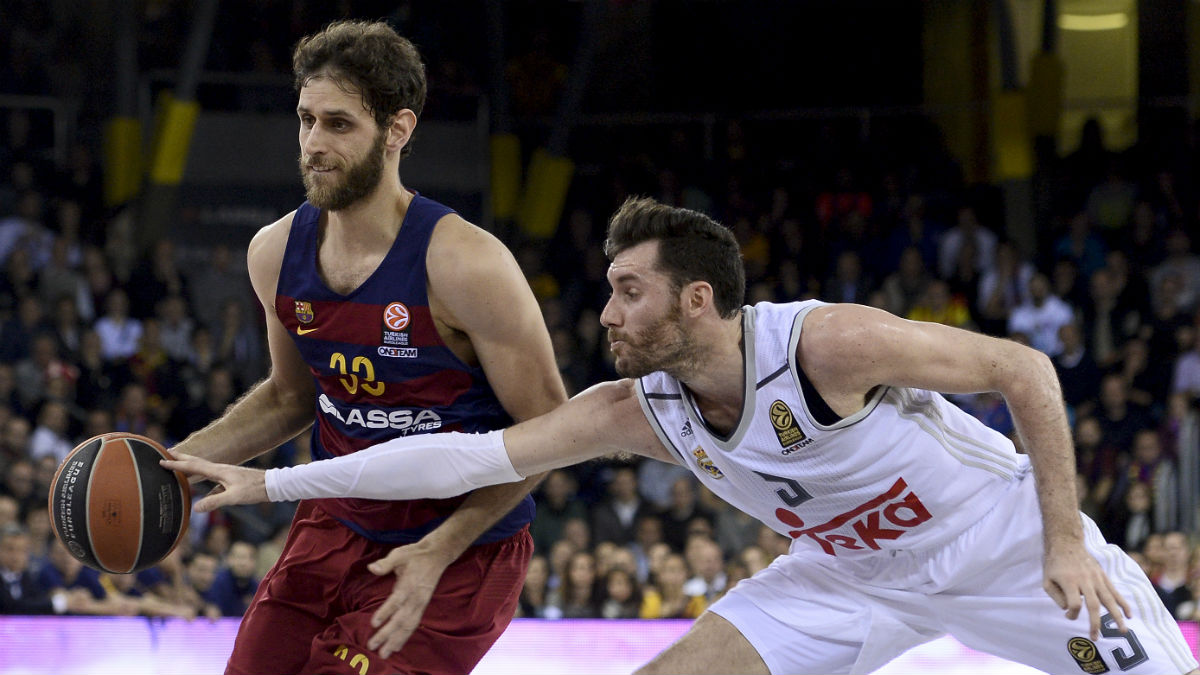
[297,327,319,335]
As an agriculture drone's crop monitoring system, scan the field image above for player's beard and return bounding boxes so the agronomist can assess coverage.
[609,302,701,379]
[300,129,387,211]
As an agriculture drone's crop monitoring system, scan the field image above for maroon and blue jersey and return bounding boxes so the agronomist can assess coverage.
[274,195,533,545]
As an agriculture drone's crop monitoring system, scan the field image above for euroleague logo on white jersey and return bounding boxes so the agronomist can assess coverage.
[770,400,815,455]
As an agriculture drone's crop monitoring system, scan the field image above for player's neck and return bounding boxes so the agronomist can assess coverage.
[679,313,746,424]
[323,178,412,252]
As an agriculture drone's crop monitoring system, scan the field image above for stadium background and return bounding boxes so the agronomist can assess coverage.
[2,0,1200,672]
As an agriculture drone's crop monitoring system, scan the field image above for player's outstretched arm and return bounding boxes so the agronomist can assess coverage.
[800,303,1130,641]
[162,380,665,510]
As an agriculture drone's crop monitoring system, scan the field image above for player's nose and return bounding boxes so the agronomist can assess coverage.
[599,298,620,328]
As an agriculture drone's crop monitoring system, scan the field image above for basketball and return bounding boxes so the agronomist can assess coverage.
[47,433,191,574]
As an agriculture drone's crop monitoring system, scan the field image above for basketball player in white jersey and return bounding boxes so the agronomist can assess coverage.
[165,197,1198,674]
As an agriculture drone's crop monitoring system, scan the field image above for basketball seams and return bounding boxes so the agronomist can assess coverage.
[126,440,146,573]
[83,440,102,571]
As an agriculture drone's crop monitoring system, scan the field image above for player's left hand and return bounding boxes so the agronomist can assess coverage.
[365,542,453,658]
[1043,543,1132,640]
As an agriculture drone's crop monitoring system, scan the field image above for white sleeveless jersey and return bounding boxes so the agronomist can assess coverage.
[636,300,1032,559]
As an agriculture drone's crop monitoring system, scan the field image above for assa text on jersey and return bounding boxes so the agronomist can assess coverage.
[776,477,931,556]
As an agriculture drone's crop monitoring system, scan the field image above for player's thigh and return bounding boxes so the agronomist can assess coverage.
[635,612,770,675]
[688,554,935,675]
[942,523,1198,675]
[302,531,531,675]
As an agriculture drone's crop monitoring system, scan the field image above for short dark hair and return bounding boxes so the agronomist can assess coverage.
[293,20,426,157]
[603,197,745,318]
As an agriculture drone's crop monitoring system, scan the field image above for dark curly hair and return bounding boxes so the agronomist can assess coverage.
[604,197,746,318]
[292,20,426,157]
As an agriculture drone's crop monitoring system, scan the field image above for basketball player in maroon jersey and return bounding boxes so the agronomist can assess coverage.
[167,21,566,675]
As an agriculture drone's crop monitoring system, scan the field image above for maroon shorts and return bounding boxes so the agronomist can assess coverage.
[225,501,532,675]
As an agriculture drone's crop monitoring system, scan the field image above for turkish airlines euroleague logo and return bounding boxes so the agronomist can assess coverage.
[382,302,411,346]
[385,303,410,330]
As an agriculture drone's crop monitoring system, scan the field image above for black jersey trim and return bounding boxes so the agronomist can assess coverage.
[644,393,683,400]
[796,364,842,427]
[757,364,790,390]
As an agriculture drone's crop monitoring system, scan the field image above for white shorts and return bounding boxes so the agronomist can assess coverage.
[709,472,1198,674]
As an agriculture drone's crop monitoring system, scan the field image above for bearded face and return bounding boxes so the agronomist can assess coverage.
[608,299,700,379]
[299,127,387,211]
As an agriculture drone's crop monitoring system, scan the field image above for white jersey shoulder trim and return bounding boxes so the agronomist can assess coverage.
[787,300,888,431]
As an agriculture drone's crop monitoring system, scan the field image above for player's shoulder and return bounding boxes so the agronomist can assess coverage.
[248,210,298,262]
[246,210,298,290]
[426,212,521,287]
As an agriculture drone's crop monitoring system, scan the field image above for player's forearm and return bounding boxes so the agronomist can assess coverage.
[175,376,314,466]
[414,474,545,563]
[264,430,525,502]
[1003,352,1084,548]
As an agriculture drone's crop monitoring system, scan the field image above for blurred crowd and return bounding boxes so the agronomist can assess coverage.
[2,0,1200,628]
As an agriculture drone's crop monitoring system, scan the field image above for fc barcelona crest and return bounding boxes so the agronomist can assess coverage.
[295,301,315,324]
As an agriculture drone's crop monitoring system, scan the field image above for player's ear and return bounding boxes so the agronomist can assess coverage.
[681,281,714,318]
[385,109,417,153]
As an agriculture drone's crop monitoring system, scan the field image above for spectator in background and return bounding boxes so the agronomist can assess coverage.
[27,400,72,465]
[1150,229,1200,315]
[659,477,715,553]
[1086,160,1138,240]
[127,240,186,320]
[1095,373,1155,456]
[1172,319,1200,402]
[185,245,249,332]
[880,246,930,318]
[905,279,972,329]
[1,460,36,515]
[1055,321,1102,418]
[1153,531,1193,618]
[1054,211,1108,281]
[156,294,195,362]
[14,332,75,412]
[599,567,642,619]
[550,550,600,619]
[49,296,83,359]
[1074,416,1119,510]
[1118,338,1169,412]
[0,525,87,615]
[1084,267,1141,370]
[37,539,138,615]
[591,466,653,547]
[821,250,871,306]
[1120,429,1178,533]
[682,537,726,603]
[529,470,586,554]
[1100,479,1154,553]
[1007,272,1073,357]
[181,552,222,620]
[112,383,151,436]
[93,288,142,362]
[204,540,260,617]
[937,205,996,280]
[518,555,551,619]
[1,295,49,368]
[73,329,126,412]
[0,497,17,532]
[214,298,265,389]
[637,456,694,512]
[639,552,704,620]
[170,367,236,441]
[884,195,941,275]
[976,240,1034,336]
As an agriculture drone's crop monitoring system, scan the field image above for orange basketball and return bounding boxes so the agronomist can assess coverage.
[48,433,191,574]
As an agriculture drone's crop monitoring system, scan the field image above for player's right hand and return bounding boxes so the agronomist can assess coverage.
[160,454,269,511]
